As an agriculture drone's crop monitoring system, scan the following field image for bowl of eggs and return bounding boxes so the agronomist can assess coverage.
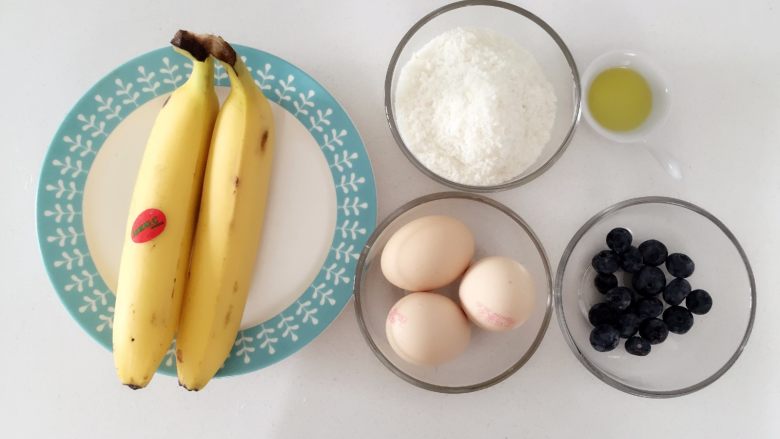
[353,192,552,393]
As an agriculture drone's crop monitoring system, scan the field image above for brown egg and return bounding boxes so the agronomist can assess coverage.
[459,256,536,331]
[380,215,474,291]
[385,292,471,366]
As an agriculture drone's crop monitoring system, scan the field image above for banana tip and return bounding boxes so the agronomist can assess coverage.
[178,380,201,392]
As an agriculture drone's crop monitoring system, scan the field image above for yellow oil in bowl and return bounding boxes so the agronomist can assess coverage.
[587,67,652,132]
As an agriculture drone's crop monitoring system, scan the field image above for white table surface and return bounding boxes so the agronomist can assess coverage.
[3,0,779,437]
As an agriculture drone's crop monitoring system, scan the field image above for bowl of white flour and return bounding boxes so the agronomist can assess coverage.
[386,0,581,191]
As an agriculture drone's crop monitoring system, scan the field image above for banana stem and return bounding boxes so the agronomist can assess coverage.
[170,30,216,87]
[170,30,210,62]
[205,36,237,68]
[191,33,257,93]
[171,31,257,95]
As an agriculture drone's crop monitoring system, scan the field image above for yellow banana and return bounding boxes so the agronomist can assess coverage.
[176,36,276,390]
[113,31,218,389]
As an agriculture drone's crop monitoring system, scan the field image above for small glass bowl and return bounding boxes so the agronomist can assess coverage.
[582,50,671,144]
[385,0,582,192]
[353,192,553,393]
[555,196,756,398]
[581,50,682,180]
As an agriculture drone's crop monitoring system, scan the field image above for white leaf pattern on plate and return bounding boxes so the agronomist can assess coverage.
[322,263,350,285]
[64,270,97,293]
[44,203,80,223]
[53,248,89,270]
[114,78,140,107]
[62,134,96,157]
[47,226,82,247]
[320,128,347,151]
[45,179,81,200]
[76,114,108,138]
[336,219,367,241]
[276,313,300,342]
[311,283,336,306]
[330,150,359,172]
[339,196,368,216]
[296,300,319,325]
[274,74,296,103]
[336,173,366,194]
[331,242,359,263]
[254,63,275,91]
[255,324,278,355]
[96,308,114,332]
[51,156,85,178]
[160,57,183,87]
[234,331,255,364]
[94,95,123,121]
[78,289,109,313]
[136,66,160,96]
[309,108,333,132]
[293,90,316,116]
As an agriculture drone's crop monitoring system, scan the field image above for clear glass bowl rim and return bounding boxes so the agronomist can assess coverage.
[384,0,583,193]
[353,191,553,393]
[553,195,757,398]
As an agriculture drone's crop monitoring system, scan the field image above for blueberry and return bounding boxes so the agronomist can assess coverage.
[592,250,620,274]
[606,227,632,254]
[663,306,694,334]
[594,273,618,294]
[625,290,642,314]
[639,318,669,344]
[620,246,644,273]
[636,297,664,319]
[590,324,620,352]
[625,336,651,356]
[686,289,713,315]
[605,287,633,311]
[666,253,695,278]
[588,303,619,326]
[663,278,691,306]
[616,312,641,338]
[632,266,666,296]
[638,239,668,266]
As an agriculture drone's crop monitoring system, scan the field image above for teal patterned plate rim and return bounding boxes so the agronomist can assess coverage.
[36,45,377,377]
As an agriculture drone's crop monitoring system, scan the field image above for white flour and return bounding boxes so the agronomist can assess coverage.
[395,27,556,186]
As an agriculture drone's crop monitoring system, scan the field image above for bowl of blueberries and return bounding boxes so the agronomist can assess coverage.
[554,196,756,397]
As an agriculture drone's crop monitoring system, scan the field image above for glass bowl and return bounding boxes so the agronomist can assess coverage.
[581,50,682,180]
[555,196,756,397]
[384,0,581,192]
[582,50,671,145]
[354,192,552,393]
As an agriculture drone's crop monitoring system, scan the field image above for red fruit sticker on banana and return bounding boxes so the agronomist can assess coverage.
[131,208,167,243]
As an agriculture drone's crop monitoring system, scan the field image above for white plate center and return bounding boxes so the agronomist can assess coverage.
[83,88,337,329]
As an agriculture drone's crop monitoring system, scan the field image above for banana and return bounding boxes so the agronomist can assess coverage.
[112,31,218,389]
[175,36,276,390]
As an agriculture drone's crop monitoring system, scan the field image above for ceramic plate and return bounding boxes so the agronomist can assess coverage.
[36,45,377,376]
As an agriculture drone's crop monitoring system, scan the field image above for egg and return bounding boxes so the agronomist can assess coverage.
[380,215,475,291]
[385,292,471,366]
[459,256,536,331]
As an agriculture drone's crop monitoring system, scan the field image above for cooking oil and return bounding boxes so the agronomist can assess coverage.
[588,67,652,132]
